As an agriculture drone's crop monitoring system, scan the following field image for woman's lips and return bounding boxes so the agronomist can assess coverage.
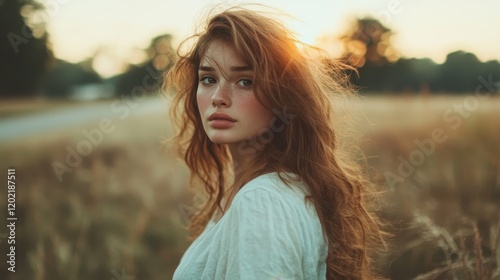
[208,112,236,129]
[209,119,235,129]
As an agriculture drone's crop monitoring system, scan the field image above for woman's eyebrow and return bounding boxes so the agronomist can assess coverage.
[198,66,215,72]
[198,65,252,72]
[230,66,252,72]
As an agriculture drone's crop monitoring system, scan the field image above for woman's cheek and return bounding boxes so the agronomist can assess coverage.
[236,94,257,111]
[242,95,270,118]
[196,90,211,115]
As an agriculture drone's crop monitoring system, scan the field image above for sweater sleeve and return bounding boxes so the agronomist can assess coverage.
[221,187,305,280]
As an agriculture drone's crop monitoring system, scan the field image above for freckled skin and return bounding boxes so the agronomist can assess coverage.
[197,40,273,146]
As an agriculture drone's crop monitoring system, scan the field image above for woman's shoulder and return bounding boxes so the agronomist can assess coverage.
[228,172,316,222]
[235,171,309,201]
[222,171,326,248]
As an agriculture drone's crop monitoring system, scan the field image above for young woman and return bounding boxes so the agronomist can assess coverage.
[166,6,385,280]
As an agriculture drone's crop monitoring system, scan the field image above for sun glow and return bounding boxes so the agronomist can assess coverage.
[45,0,500,77]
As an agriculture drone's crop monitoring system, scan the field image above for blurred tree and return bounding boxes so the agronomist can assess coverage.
[114,34,175,97]
[0,0,52,98]
[339,17,402,92]
[43,59,102,98]
[337,17,500,94]
[437,51,485,93]
[340,17,399,68]
[389,58,439,92]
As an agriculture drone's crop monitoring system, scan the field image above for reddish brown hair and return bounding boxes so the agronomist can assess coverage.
[165,6,385,279]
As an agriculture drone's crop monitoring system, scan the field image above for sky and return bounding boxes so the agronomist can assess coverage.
[43,0,500,77]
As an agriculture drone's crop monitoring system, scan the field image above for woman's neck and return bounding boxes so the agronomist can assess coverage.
[228,143,253,180]
[217,143,257,213]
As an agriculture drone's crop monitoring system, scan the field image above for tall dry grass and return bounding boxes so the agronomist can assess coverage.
[0,95,498,279]
[0,113,191,280]
[359,95,500,279]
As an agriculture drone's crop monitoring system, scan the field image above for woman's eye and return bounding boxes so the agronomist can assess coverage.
[237,79,252,87]
[200,77,216,84]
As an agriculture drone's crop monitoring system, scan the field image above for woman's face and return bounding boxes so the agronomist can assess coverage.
[196,40,273,147]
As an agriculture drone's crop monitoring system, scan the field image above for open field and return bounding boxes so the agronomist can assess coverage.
[0,95,499,279]
[0,98,116,119]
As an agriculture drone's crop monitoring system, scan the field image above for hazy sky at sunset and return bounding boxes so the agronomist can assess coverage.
[44,0,500,76]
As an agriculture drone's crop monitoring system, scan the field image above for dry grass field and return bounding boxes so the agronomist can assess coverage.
[0,95,499,279]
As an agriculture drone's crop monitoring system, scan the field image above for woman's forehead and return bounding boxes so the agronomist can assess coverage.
[199,40,249,68]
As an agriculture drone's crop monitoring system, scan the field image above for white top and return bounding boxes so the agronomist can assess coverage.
[172,172,328,280]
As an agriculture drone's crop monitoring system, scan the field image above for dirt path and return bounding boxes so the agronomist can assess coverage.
[0,97,167,143]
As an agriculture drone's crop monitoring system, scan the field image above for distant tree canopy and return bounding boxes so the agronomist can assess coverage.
[3,5,498,99]
[340,17,399,68]
[41,33,175,99]
[114,34,175,97]
[340,17,500,93]
[44,59,102,98]
[0,0,52,97]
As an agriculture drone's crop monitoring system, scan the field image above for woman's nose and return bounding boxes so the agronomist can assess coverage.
[212,82,231,108]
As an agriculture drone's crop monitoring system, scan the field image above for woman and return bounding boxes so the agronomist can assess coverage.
[166,6,385,280]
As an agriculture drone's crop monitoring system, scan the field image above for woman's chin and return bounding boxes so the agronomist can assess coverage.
[207,135,237,145]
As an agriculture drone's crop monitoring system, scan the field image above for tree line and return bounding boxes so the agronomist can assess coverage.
[1,2,499,98]
[340,18,500,94]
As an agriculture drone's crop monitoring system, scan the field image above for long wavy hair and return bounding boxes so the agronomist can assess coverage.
[165,6,386,279]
